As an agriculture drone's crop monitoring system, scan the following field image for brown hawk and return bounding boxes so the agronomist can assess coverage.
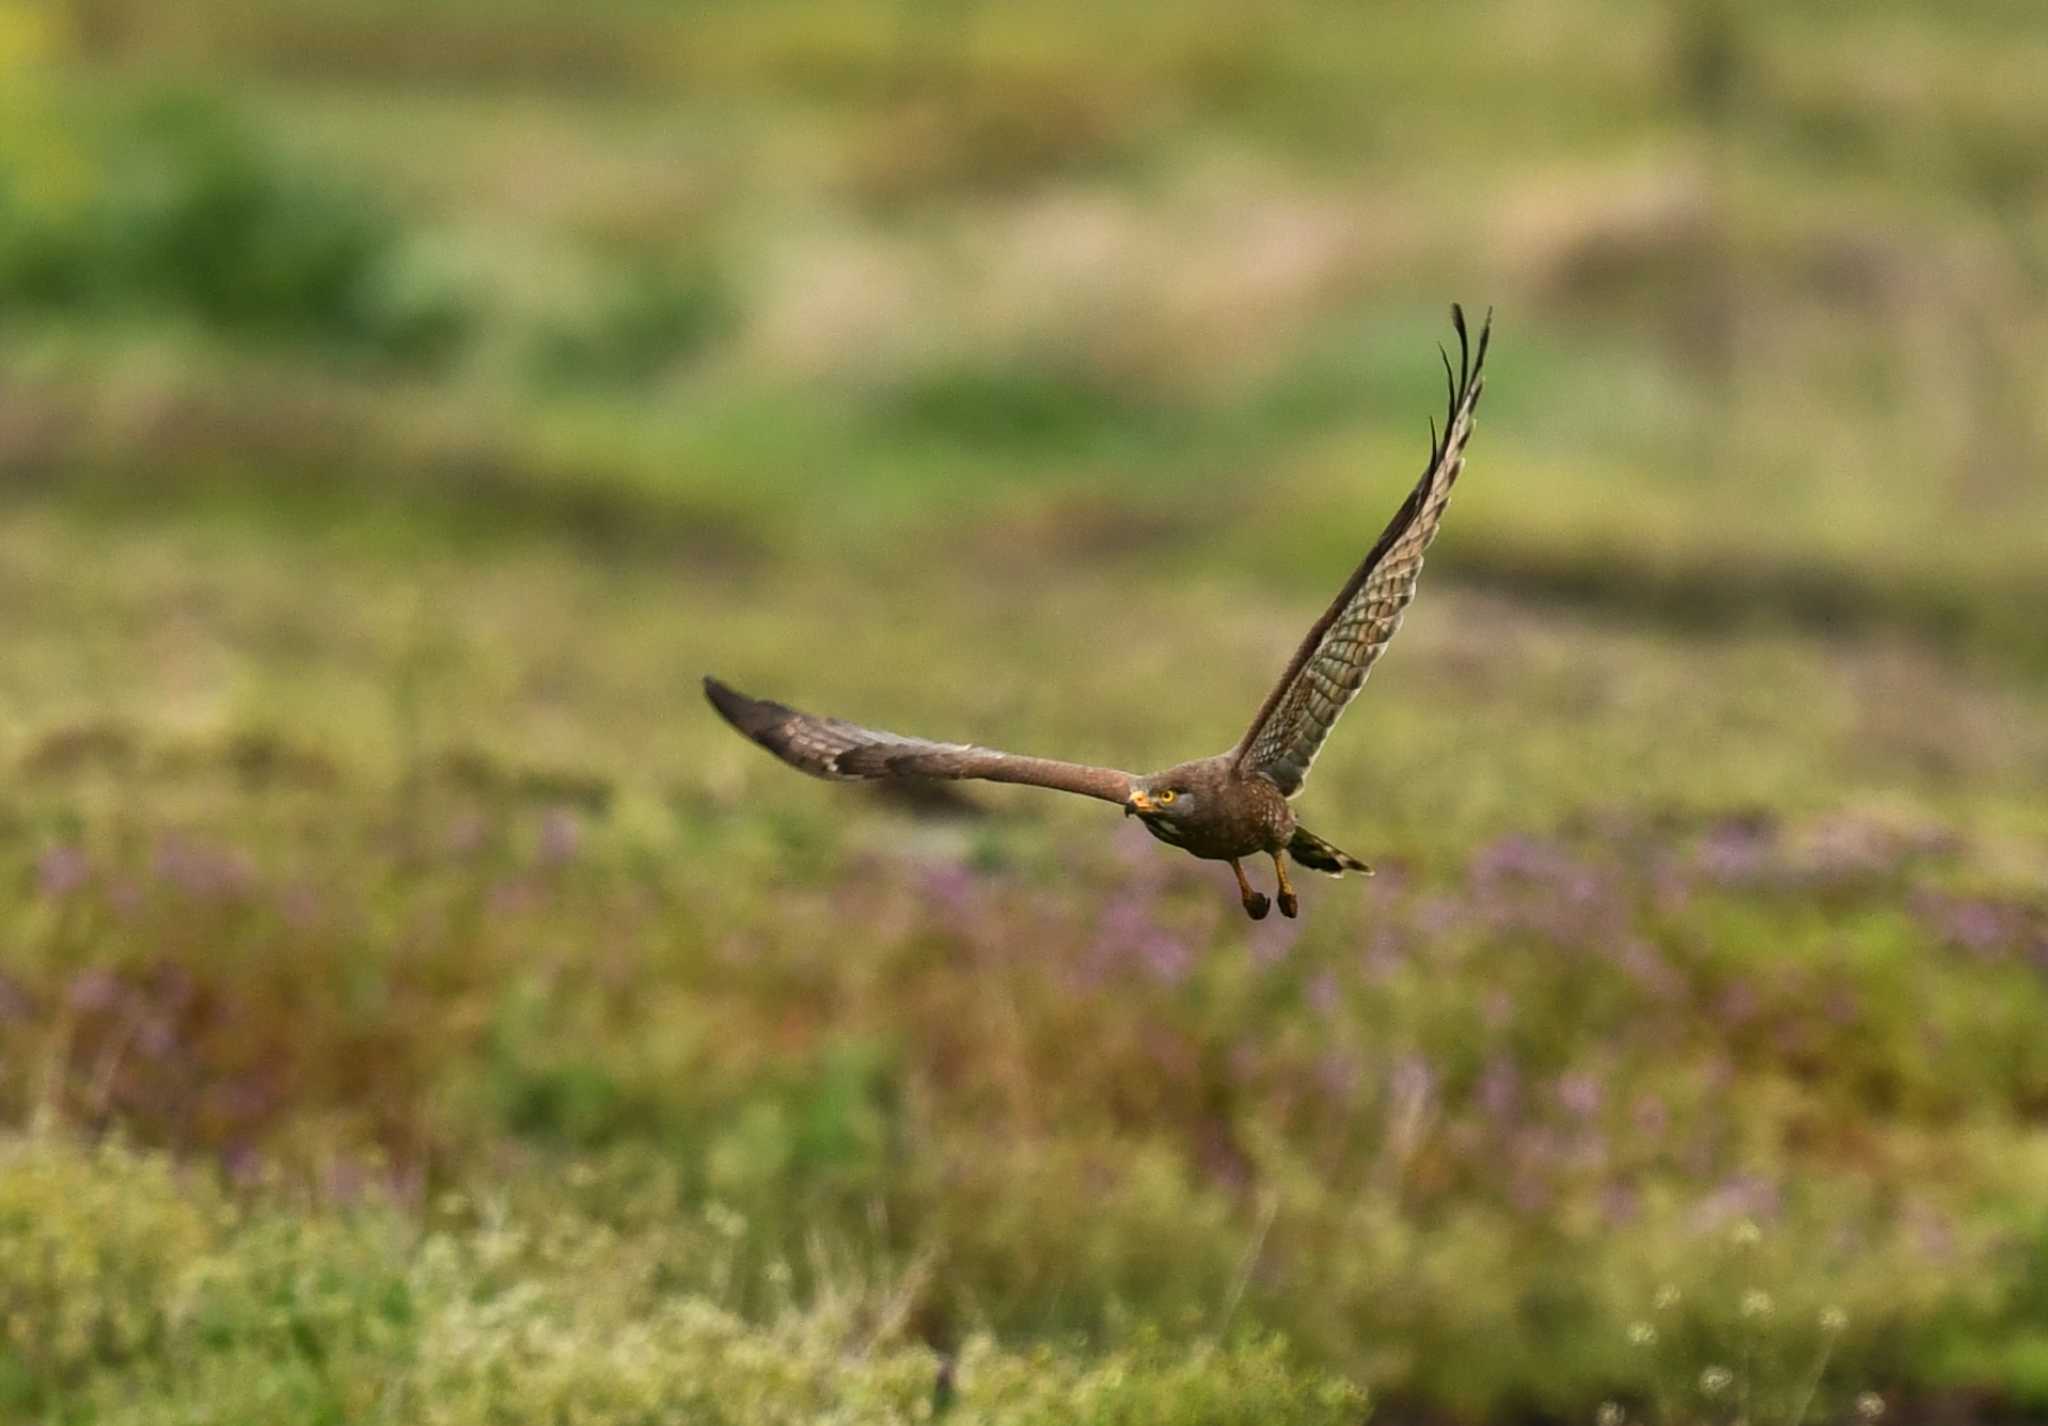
[706,306,1491,919]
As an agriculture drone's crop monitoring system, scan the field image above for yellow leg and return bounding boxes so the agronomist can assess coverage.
[1231,859,1270,920]
[1271,853,1299,919]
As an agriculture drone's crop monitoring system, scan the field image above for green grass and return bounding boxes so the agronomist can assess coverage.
[0,1133,1363,1423]
[3,1,2047,1421]
[4,510,2046,1420]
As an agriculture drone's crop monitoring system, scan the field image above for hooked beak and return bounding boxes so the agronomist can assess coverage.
[1125,789,1157,818]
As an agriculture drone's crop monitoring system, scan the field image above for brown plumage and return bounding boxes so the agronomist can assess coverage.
[706,306,1491,919]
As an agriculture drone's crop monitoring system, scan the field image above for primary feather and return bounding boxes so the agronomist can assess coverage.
[703,678,1135,805]
[1232,305,1490,797]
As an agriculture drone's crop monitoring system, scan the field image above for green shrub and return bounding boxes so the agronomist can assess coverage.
[0,94,469,360]
[882,360,1162,453]
[528,258,735,389]
[0,1132,1365,1426]
[0,1132,216,1402]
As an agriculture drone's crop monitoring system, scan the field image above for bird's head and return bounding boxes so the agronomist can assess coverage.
[1124,766,1205,824]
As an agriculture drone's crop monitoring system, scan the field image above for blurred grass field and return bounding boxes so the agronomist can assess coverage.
[3,0,2047,1421]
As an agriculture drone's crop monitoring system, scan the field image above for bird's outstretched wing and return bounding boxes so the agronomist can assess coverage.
[1232,305,1491,797]
[704,677,1135,805]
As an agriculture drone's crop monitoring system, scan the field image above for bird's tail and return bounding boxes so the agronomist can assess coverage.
[1287,827,1372,877]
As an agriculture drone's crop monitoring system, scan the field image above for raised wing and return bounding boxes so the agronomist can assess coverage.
[704,677,1135,805]
[1232,305,1491,796]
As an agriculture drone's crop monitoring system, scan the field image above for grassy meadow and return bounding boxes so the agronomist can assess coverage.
[3,0,2047,1421]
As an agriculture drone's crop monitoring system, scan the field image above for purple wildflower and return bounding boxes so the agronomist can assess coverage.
[536,807,582,867]
[152,837,255,900]
[1907,1201,1957,1262]
[1911,889,2043,960]
[1942,898,2014,953]
[918,860,983,920]
[1602,1181,1641,1226]
[444,812,491,859]
[1695,815,1778,886]
[36,845,91,898]
[1716,980,1760,1026]
[1651,855,1693,913]
[1630,1092,1670,1140]
[1361,924,1408,982]
[1556,1070,1605,1119]
[222,1142,264,1188]
[1317,1050,1364,1104]
[136,1015,178,1060]
[1141,934,1194,985]
[1472,834,1580,884]
[1692,1174,1782,1232]
[107,879,143,917]
[1248,909,1302,966]
[1801,812,1902,882]
[1389,1055,1437,1114]
[0,974,36,1022]
[68,968,125,1014]
[1414,894,1463,937]
[1509,1127,1560,1213]
[487,879,542,918]
[1469,834,1627,944]
[280,881,325,932]
[1087,890,1194,987]
[1616,937,1684,1000]
[1477,1057,1521,1121]
[1229,1041,1263,1084]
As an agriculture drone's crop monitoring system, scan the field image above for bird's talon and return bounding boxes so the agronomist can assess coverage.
[1278,891,1299,918]
[1243,893,1271,920]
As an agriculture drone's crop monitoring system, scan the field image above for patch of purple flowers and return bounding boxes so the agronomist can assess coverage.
[36,845,91,898]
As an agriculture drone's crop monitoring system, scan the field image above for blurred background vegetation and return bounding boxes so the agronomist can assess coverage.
[2,0,2045,1421]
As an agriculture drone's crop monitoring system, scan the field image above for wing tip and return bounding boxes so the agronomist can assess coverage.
[1448,299,1493,329]
[1453,301,1494,380]
[1440,301,1493,436]
[703,674,787,743]
[702,673,743,721]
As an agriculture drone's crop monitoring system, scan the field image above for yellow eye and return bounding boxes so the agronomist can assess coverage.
[1156,789,1177,805]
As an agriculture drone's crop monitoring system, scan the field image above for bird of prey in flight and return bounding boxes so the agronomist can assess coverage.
[707,306,1490,919]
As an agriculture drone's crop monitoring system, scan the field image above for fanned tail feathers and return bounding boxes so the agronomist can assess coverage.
[1288,827,1372,877]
